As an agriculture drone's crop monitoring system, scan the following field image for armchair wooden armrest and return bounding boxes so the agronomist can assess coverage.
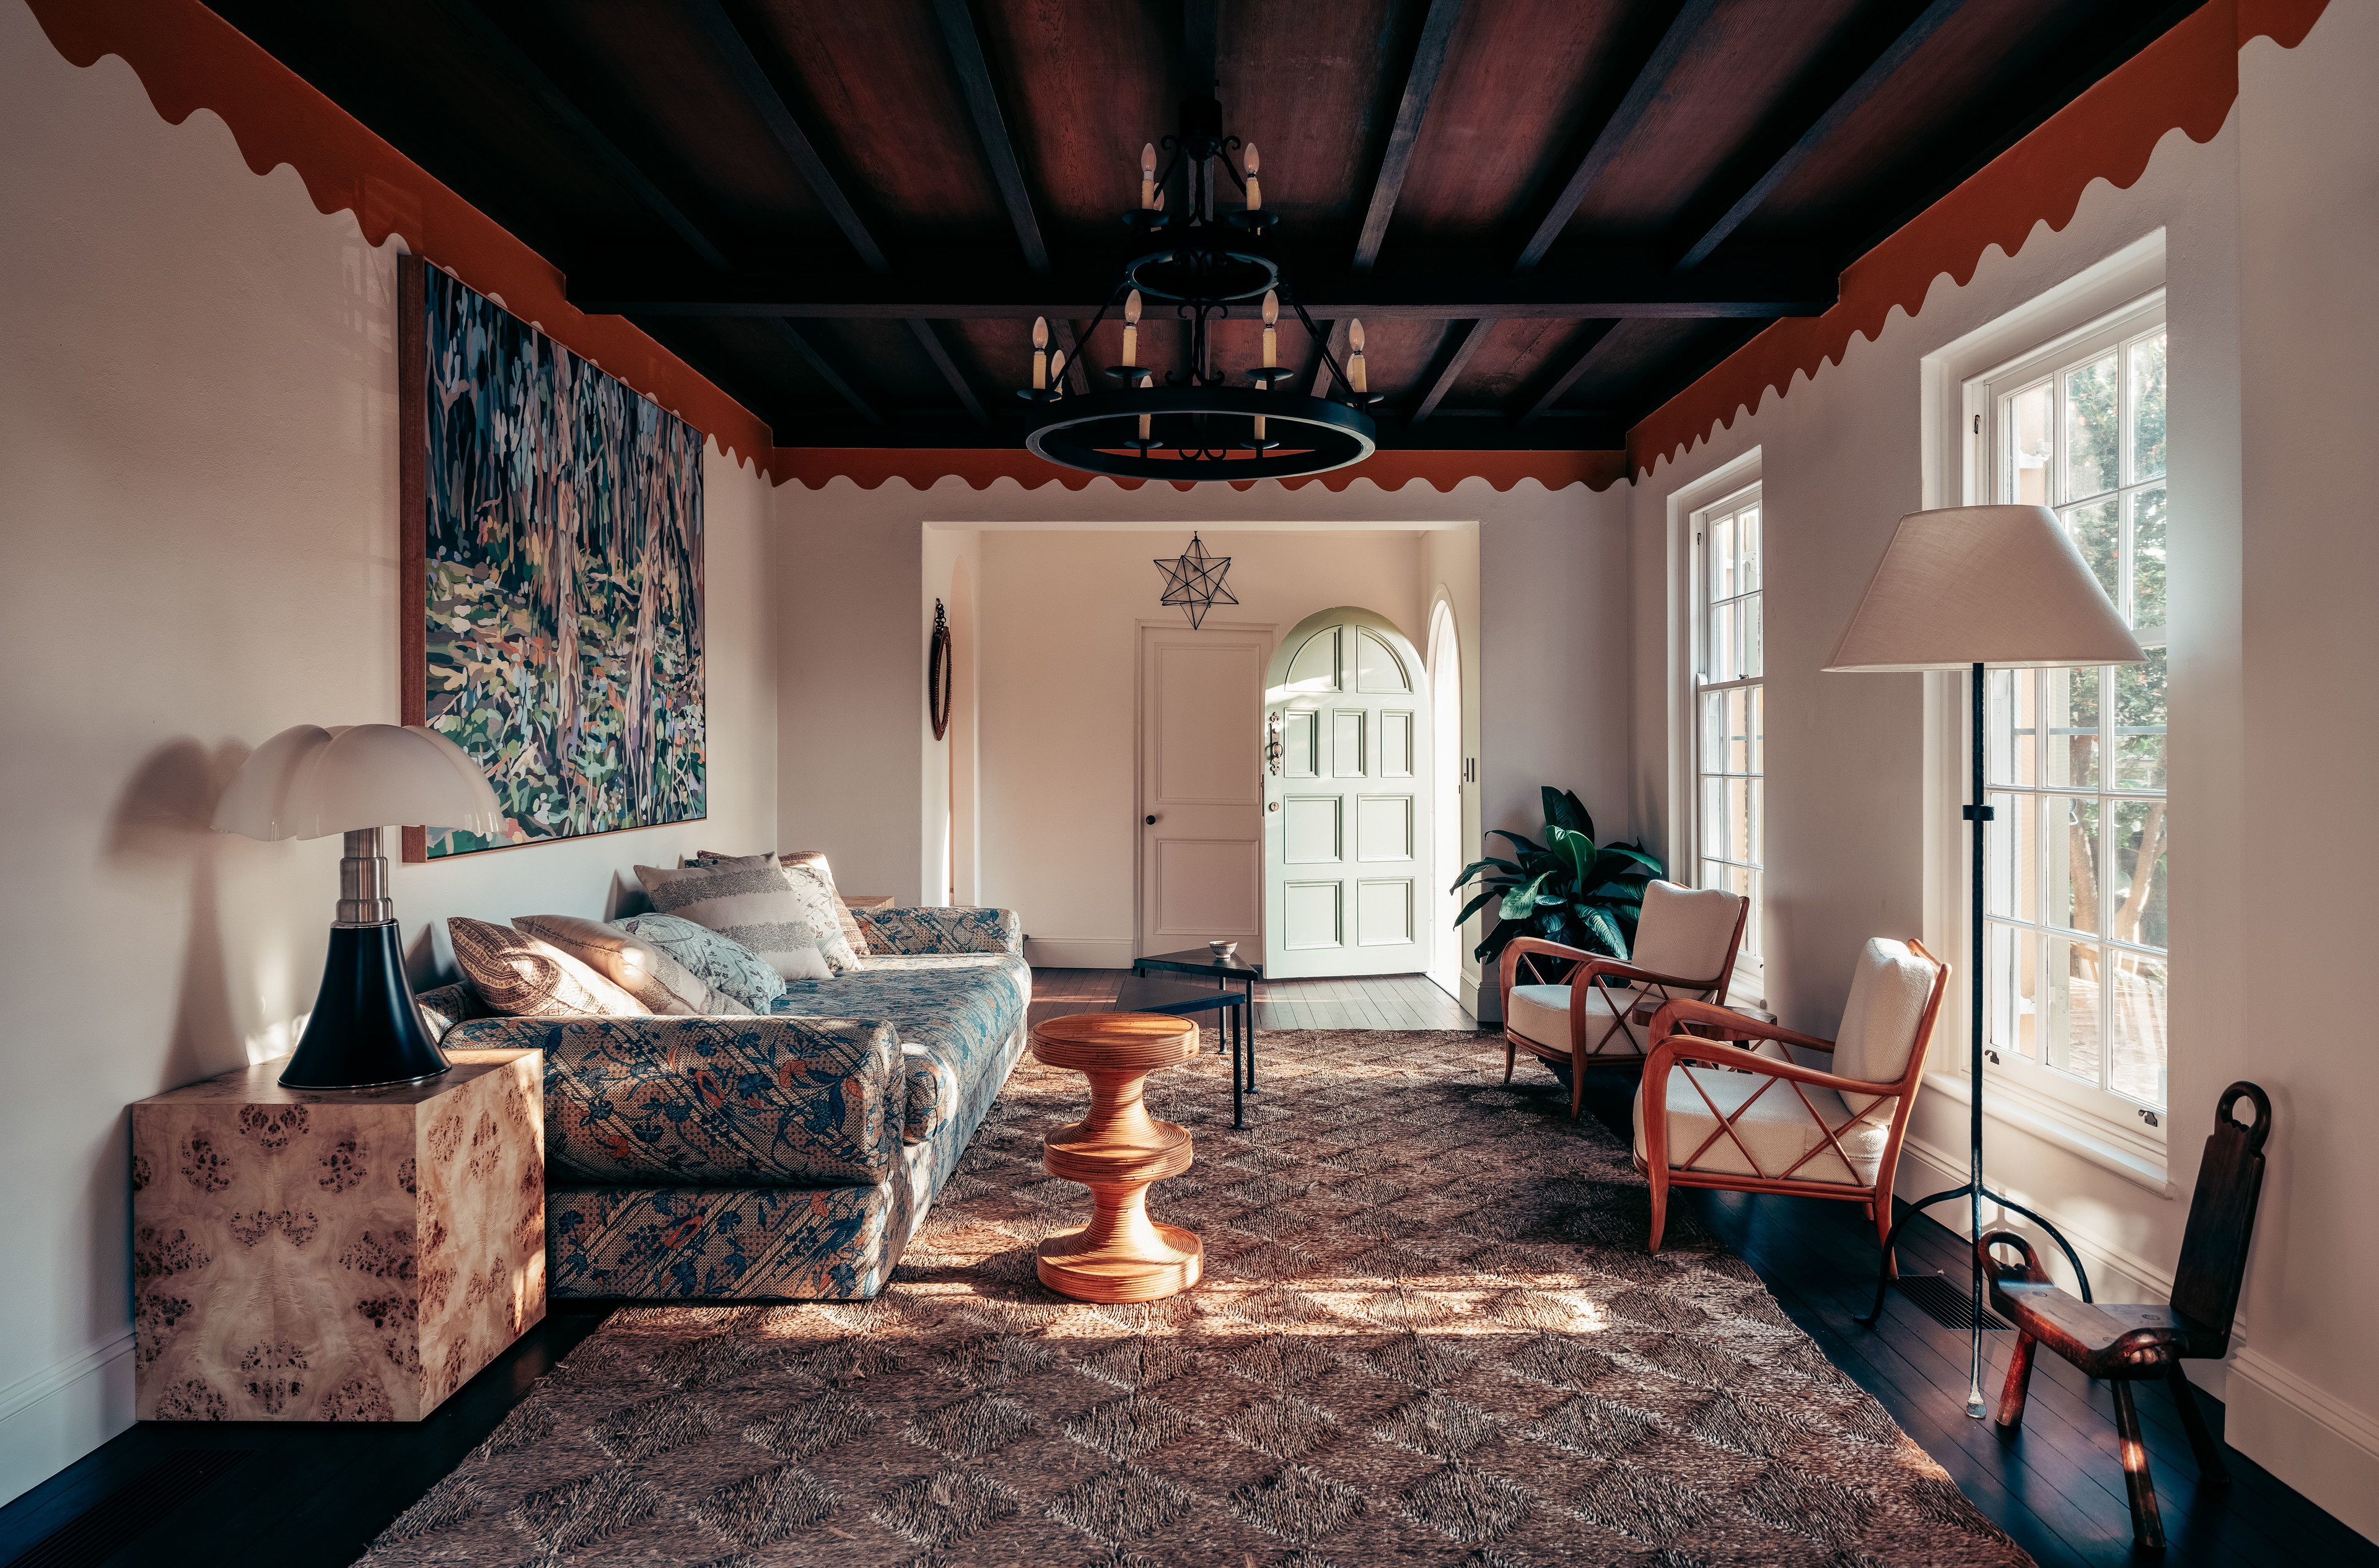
[1497,937,1718,999]
[1645,998,1839,1054]
[1642,1029,1897,1102]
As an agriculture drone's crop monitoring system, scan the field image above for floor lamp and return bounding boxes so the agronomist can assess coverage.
[1825,504,2145,1418]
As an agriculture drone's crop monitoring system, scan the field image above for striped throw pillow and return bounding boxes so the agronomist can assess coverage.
[512,913,752,1017]
[633,859,842,979]
[447,918,649,1018]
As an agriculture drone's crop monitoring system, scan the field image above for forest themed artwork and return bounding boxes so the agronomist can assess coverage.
[398,256,706,861]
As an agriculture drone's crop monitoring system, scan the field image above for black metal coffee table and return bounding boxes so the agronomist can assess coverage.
[1111,973,1255,1129]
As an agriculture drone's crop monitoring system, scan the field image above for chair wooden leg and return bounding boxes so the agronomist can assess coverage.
[1994,1332,2038,1432]
[1645,1170,1668,1254]
[1503,1033,1516,1084]
[2167,1364,2230,1487]
[2111,1380,2167,1556]
[1568,1043,1585,1119]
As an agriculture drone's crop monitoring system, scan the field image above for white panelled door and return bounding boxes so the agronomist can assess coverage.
[1263,608,1432,978]
[1139,625,1268,963]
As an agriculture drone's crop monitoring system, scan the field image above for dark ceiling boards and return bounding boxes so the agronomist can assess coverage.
[203,0,2211,456]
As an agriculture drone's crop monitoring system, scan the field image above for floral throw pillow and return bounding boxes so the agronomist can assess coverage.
[618,914,788,1012]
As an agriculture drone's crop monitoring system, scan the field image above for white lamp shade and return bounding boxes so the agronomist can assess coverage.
[1826,504,2145,672]
[212,723,506,841]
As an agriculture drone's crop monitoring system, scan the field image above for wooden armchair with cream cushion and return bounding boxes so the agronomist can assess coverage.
[1497,880,1749,1116]
[1634,937,1946,1257]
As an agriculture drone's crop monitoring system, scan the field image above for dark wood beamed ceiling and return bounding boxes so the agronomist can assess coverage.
[203,0,2214,452]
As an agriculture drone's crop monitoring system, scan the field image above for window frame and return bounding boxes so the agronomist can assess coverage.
[1961,290,2171,1155]
[1689,480,1766,999]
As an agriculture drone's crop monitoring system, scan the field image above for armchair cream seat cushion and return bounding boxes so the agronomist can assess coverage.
[1507,983,1624,1051]
[1633,1066,1888,1186]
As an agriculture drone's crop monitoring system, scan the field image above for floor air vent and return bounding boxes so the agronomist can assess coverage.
[6,1448,253,1568]
[1894,1274,2013,1331]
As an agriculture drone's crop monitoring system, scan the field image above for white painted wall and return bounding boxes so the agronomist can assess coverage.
[975,529,1427,966]
[774,480,1628,983]
[1624,6,2377,1538]
[0,14,778,1500]
[1425,525,1486,1011]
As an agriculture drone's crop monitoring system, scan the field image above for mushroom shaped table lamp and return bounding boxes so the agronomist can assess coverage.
[212,723,505,1090]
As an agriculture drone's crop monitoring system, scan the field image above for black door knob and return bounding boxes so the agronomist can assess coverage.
[1145,815,1157,825]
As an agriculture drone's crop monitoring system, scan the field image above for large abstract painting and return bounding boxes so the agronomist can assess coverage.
[398,256,706,860]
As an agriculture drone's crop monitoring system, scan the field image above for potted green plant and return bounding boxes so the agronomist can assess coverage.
[1451,787,1663,966]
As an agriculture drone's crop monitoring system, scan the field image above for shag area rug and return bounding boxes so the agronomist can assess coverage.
[360,1028,2031,1568]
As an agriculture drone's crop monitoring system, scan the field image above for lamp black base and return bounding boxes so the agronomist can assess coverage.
[279,922,450,1091]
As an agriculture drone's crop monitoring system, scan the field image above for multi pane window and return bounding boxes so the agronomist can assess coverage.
[1981,312,2168,1113]
[1695,487,1763,978]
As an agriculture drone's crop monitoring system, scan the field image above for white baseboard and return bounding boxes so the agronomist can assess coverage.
[0,1333,133,1507]
[1023,937,1134,968]
[1896,1132,2379,1546]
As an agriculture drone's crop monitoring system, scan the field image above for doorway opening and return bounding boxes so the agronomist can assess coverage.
[1426,598,1462,999]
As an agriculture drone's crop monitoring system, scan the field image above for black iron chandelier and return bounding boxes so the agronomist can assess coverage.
[1019,95,1379,481]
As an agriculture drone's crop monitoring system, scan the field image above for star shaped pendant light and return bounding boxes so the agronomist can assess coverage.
[1155,533,1237,629]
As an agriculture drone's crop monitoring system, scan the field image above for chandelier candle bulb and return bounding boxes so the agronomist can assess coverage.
[1122,289,1141,368]
[1141,142,1156,209]
[1032,315,1048,391]
[1245,143,1261,212]
[1049,349,1066,396]
[1349,318,1367,395]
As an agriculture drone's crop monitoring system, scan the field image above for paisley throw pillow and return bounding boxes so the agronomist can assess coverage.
[618,913,790,1012]
[447,917,649,1018]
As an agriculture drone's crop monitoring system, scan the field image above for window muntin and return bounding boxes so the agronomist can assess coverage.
[1694,486,1763,983]
[1981,313,2168,1115]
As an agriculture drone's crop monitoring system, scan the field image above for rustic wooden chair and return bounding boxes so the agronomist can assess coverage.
[1978,1082,2272,1558]
[1635,937,1947,1259]
[1498,880,1748,1117]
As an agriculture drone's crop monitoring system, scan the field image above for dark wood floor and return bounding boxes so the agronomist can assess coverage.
[3,969,2366,1567]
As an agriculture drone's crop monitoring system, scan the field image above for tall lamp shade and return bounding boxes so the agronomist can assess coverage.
[1826,504,2144,672]
[214,724,504,1090]
[1826,505,2142,1420]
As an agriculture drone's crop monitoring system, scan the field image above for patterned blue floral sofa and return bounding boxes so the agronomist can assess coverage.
[416,906,1028,1301]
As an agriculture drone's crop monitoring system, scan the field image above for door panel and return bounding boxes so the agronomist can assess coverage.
[1263,610,1432,978]
[1282,795,1342,863]
[1359,878,1414,945]
[1284,882,1344,948]
[1359,795,1413,861]
[1141,628,1269,962]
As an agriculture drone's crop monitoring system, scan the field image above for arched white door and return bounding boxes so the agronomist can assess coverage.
[1262,608,1432,979]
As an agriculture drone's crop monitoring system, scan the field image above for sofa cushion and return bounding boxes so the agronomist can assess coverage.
[854,906,1023,957]
[776,950,1028,1146]
[1506,982,1626,1054]
[619,914,786,1012]
[1633,1063,1891,1187]
[447,918,648,1018]
[514,913,750,1017]
[537,1014,900,1186]
[902,1044,954,1144]
[1829,938,1937,1113]
[634,858,841,979]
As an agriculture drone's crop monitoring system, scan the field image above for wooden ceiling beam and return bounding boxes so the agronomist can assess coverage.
[1409,319,1492,425]
[906,318,991,425]
[1352,0,1468,273]
[430,0,730,270]
[1517,320,1623,426]
[686,0,890,274]
[1049,318,1094,395]
[1512,0,1726,275]
[1669,0,1976,271]
[569,255,1834,320]
[1302,320,1344,398]
[763,320,882,426]
[931,0,1049,275]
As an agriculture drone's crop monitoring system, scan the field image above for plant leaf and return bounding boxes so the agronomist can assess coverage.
[1486,828,1545,858]
[1453,888,1502,927]
[1541,786,1595,841]
[1548,825,1600,887]
[1580,906,1629,958]
[1499,872,1552,921]
[1452,857,1522,887]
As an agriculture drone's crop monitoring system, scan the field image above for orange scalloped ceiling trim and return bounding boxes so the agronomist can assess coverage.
[773,447,1628,494]
[1628,0,2329,480]
[25,0,777,476]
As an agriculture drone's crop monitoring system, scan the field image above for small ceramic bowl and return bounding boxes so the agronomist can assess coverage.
[1207,940,1239,961]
